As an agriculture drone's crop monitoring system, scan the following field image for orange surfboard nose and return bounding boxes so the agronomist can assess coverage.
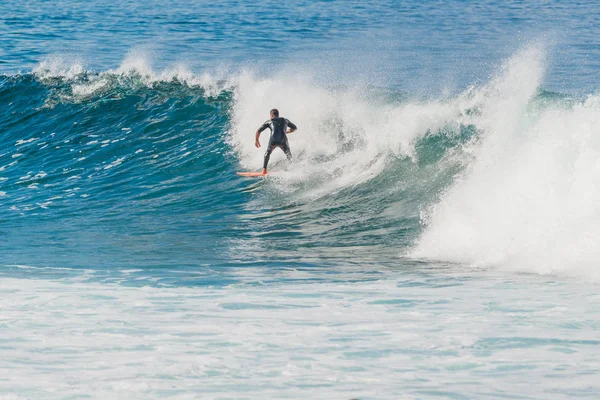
[237,171,268,177]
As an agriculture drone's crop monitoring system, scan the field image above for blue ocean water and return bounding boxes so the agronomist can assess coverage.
[2,1,600,398]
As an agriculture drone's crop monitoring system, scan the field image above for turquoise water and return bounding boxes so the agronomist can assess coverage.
[2,1,600,398]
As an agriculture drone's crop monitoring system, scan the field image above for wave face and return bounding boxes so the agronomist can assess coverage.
[1,46,599,281]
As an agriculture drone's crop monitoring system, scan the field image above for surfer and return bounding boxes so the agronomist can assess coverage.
[255,109,297,175]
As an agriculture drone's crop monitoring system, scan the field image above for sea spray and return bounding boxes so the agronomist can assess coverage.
[413,46,600,279]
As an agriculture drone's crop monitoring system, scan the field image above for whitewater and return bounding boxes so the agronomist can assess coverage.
[2,0,600,398]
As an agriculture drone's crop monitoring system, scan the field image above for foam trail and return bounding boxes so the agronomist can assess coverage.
[413,45,600,279]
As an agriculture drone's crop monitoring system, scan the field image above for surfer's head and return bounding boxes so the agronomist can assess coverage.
[270,108,279,118]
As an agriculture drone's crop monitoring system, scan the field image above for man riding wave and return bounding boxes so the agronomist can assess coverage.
[254,108,297,175]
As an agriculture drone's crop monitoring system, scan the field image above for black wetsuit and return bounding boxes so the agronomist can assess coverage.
[257,117,297,169]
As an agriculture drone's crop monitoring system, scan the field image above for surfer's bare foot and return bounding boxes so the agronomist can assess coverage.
[262,168,267,175]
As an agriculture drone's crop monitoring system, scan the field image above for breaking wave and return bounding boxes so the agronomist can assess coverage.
[1,45,598,279]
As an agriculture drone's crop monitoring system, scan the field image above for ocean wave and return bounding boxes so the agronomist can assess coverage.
[413,46,600,279]
[2,46,597,279]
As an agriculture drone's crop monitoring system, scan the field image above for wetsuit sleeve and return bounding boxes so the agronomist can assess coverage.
[257,120,271,133]
[286,119,297,130]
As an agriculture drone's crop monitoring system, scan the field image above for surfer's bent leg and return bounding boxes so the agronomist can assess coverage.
[263,143,277,170]
[281,142,292,161]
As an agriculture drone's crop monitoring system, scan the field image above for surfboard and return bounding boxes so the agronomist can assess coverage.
[237,171,268,177]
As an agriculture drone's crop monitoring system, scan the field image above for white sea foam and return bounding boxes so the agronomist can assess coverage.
[33,55,85,79]
[71,78,109,97]
[33,52,231,99]
[228,71,470,200]
[413,45,600,279]
[0,275,598,399]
